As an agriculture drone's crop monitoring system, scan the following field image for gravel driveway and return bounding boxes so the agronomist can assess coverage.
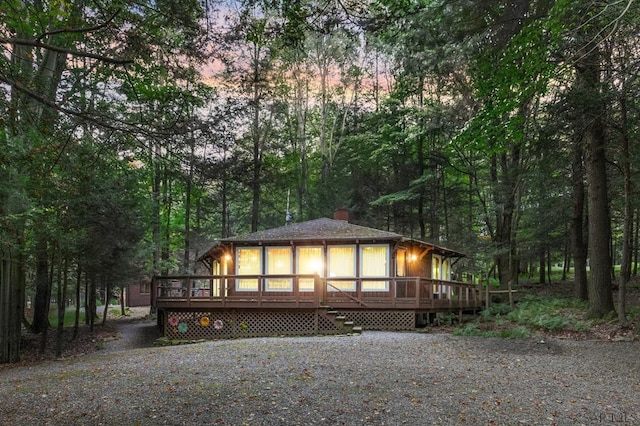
[1,330,639,425]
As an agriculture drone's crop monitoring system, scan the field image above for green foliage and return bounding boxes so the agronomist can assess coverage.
[453,323,487,337]
[458,295,592,338]
[506,296,590,332]
[48,306,85,327]
[480,303,512,319]
[499,326,531,339]
[109,307,131,317]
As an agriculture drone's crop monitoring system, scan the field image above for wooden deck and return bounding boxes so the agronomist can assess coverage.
[151,274,482,313]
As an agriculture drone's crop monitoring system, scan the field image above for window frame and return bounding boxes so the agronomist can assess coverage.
[360,244,390,292]
[296,246,324,292]
[265,246,293,292]
[235,246,261,291]
[327,245,356,292]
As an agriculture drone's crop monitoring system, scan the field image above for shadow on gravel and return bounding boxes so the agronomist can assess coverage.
[101,318,162,353]
[467,336,563,355]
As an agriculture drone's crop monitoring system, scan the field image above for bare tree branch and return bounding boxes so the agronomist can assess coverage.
[35,9,121,42]
[0,73,173,138]
[0,38,132,65]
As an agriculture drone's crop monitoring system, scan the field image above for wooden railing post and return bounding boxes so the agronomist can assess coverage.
[314,274,322,307]
[391,278,396,308]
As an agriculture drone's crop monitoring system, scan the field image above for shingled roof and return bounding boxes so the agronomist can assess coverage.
[222,218,403,243]
[198,217,465,264]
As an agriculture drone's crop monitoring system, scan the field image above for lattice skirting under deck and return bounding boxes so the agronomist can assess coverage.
[336,310,416,330]
[162,309,347,340]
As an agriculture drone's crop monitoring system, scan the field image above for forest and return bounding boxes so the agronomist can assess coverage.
[1,0,639,363]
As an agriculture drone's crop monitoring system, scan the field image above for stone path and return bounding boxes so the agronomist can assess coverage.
[101,307,161,352]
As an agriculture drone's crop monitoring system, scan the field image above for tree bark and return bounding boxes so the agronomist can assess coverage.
[73,263,81,339]
[576,45,615,318]
[571,141,588,300]
[31,238,50,333]
[618,67,632,324]
[55,258,68,358]
[183,137,195,273]
[491,147,521,288]
[0,254,24,364]
[250,43,264,232]
[152,143,161,277]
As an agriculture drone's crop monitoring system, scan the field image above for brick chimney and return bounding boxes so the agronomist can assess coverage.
[333,208,349,221]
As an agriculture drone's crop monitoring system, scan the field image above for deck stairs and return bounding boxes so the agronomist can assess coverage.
[325,309,362,335]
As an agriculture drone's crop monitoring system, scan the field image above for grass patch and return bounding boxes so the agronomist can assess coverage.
[455,295,592,338]
[109,307,131,317]
[48,306,86,327]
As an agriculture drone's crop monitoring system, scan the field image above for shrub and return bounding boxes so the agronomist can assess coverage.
[457,295,591,338]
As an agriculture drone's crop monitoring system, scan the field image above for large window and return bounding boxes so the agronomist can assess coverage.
[432,255,441,280]
[265,247,292,291]
[327,246,355,291]
[297,247,323,291]
[361,245,389,291]
[236,247,260,291]
[442,258,450,281]
[396,249,406,277]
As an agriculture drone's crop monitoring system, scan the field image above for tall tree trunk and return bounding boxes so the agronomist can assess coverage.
[31,238,50,333]
[120,286,126,317]
[101,278,110,326]
[56,258,68,358]
[491,146,520,288]
[618,72,632,324]
[539,247,546,284]
[88,274,96,333]
[161,167,172,275]
[571,141,588,300]
[294,69,309,221]
[417,76,427,240]
[250,45,263,232]
[0,253,24,364]
[634,206,639,277]
[319,37,330,184]
[73,263,81,339]
[37,252,54,352]
[576,45,615,318]
[221,172,229,238]
[152,143,161,277]
[183,139,195,273]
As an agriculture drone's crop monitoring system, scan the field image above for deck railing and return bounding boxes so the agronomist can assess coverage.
[151,274,481,311]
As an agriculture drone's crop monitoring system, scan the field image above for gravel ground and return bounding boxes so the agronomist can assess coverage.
[1,330,639,426]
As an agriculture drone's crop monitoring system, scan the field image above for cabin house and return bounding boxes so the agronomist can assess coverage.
[125,278,151,307]
[151,211,481,340]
